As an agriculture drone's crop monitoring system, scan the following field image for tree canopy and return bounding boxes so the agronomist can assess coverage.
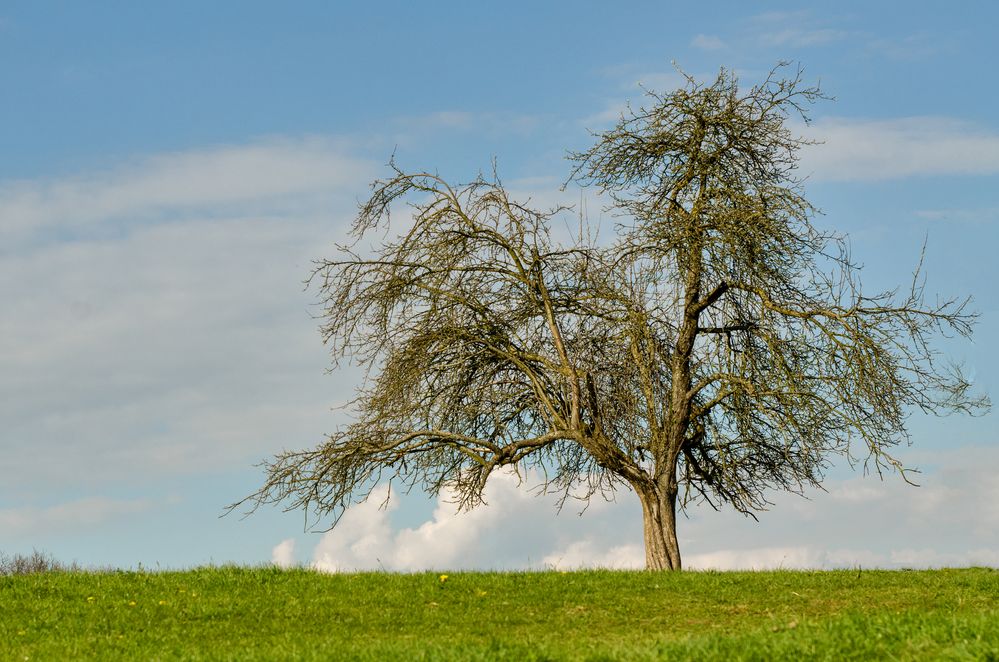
[234,64,988,570]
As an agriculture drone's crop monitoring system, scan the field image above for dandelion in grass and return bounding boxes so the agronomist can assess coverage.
[158,600,167,605]
[438,574,448,584]
[128,601,136,607]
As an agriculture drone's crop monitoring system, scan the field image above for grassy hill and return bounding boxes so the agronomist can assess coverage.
[2,566,997,660]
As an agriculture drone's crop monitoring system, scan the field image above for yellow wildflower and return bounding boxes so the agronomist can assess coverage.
[438,574,448,583]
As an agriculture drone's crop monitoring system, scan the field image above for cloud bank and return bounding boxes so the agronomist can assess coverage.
[0,138,374,501]
[290,446,999,572]
[308,471,644,573]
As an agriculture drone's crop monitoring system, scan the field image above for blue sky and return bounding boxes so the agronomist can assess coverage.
[2,2,998,571]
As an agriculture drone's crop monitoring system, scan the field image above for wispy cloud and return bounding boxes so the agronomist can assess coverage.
[0,137,372,249]
[761,27,850,48]
[865,33,940,61]
[691,34,725,51]
[799,116,999,181]
[749,10,851,48]
[579,70,689,130]
[579,73,999,183]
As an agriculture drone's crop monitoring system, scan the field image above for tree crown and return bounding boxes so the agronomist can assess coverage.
[233,64,988,537]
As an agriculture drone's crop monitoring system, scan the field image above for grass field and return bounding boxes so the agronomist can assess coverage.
[2,566,997,660]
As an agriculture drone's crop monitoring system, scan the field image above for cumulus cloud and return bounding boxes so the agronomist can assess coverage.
[799,116,999,181]
[310,470,644,572]
[311,491,397,573]
[271,539,296,568]
[297,446,999,572]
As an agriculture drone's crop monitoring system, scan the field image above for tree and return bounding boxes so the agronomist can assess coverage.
[234,64,988,570]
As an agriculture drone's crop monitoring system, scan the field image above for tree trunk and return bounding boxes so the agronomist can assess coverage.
[637,483,682,570]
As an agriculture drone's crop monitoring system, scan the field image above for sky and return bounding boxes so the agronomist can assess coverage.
[2,1,998,572]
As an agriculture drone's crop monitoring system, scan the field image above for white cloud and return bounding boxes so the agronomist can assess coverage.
[271,539,296,568]
[0,214,358,491]
[889,548,999,568]
[691,34,725,51]
[578,102,629,130]
[799,117,999,181]
[761,28,849,48]
[827,480,887,503]
[312,489,397,573]
[749,10,850,48]
[296,445,999,572]
[310,470,644,572]
[5,129,996,571]
[0,140,373,498]
[687,546,827,570]
[543,540,644,570]
[579,71,688,130]
[0,137,371,248]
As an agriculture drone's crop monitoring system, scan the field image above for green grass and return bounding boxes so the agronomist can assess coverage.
[2,566,997,660]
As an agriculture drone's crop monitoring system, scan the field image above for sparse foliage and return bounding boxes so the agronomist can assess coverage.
[0,549,80,575]
[235,64,988,570]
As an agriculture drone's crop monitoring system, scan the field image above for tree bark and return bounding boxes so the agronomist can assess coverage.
[637,482,682,570]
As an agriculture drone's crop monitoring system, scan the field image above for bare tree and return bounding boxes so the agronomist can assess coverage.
[234,64,988,570]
